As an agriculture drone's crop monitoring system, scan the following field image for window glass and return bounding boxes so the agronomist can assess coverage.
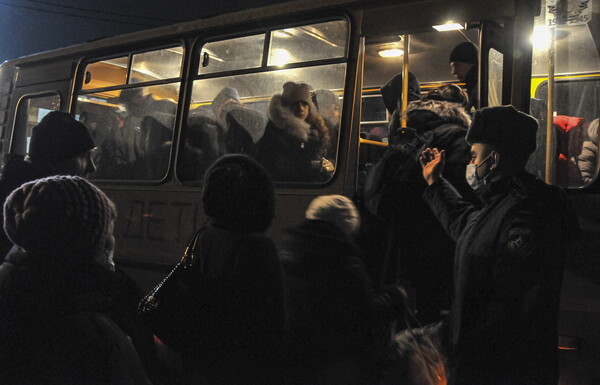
[488,48,503,106]
[76,84,179,180]
[527,0,600,188]
[14,94,60,155]
[82,56,128,90]
[180,63,346,182]
[268,20,348,66]
[130,47,184,83]
[199,34,264,75]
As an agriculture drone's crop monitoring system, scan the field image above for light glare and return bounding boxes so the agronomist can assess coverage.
[378,48,404,58]
[433,23,465,32]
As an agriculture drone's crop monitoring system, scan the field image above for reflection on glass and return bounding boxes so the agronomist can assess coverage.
[199,34,265,75]
[130,47,183,83]
[268,20,348,66]
[488,48,503,107]
[14,94,61,155]
[77,84,179,180]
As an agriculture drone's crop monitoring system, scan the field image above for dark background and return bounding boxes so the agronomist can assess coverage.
[0,0,289,63]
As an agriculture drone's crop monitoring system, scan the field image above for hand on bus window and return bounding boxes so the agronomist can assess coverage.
[419,147,445,186]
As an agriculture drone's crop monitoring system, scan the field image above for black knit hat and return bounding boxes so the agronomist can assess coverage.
[466,105,538,158]
[4,176,116,259]
[202,154,275,233]
[449,42,478,64]
[380,72,421,114]
[28,111,96,161]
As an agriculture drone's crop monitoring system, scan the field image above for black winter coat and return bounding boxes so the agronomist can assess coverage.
[282,220,405,381]
[424,170,578,385]
[0,248,151,385]
[181,225,285,385]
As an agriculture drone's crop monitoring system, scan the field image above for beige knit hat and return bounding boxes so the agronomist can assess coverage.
[305,194,360,234]
[3,176,116,260]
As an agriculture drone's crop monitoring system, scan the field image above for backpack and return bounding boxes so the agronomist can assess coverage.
[361,126,432,220]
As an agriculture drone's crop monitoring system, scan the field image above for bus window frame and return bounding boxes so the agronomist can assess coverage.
[181,14,352,187]
[12,91,61,156]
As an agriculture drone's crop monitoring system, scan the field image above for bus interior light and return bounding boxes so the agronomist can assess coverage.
[378,48,404,58]
[433,22,465,32]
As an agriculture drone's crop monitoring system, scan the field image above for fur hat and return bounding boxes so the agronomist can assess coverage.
[3,176,116,259]
[466,105,538,158]
[202,154,275,233]
[449,42,478,64]
[281,82,312,106]
[28,111,96,161]
[305,195,360,234]
[423,84,468,107]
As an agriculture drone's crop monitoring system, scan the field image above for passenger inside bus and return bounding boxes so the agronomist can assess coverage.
[256,81,333,182]
[313,89,342,160]
[449,41,478,111]
[554,115,585,186]
[211,86,267,155]
[380,72,421,144]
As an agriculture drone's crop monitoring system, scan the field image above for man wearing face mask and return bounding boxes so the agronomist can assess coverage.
[419,105,578,385]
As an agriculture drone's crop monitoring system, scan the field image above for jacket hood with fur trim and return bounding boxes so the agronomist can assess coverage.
[406,99,471,134]
[268,94,318,143]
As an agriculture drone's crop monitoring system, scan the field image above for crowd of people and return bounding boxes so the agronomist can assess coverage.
[0,41,585,385]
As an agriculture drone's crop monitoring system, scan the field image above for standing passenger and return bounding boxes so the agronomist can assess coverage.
[282,195,406,385]
[419,105,578,385]
[0,176,151,385]
[313,89,342,160]
[256,81,332,182]
[380,72,421,143]
[449,42,478,111]
[180,154,285,385]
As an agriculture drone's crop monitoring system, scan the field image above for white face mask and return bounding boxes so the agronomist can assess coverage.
[465,153,493,190]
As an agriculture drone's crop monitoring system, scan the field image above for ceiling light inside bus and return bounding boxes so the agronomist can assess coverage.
[433,22,465,32]
[378,48,404,58]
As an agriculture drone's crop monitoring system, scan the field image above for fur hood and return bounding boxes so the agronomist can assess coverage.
[268,94,324,143]
[405,99,471,132]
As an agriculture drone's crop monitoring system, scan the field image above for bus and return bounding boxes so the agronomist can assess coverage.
[1,0,599,381]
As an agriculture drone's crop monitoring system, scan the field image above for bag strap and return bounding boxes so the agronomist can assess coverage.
[181,227,205,269]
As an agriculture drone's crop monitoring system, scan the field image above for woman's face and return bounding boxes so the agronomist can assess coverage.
[291,101,309,120]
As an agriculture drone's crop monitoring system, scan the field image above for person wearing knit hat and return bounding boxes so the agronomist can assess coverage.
[0,111,97,261]
[419,105,578,385]
[0,175,152,384]
[256,81,332,182]
[177,153,285,384]
[449,41,478,110]
[281,194,407,383]
[380,72,421,143]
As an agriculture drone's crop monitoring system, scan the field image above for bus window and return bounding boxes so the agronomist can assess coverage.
[82,56,128,90]
[76,46,182,181]
[527,0,600,188]
[179,19,348,183]
[130,47,184,83]
[13,94,60,155]
[199,34,264,75]
[268,20,348,65]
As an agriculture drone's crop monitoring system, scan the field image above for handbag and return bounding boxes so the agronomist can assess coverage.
[137,228,205,351]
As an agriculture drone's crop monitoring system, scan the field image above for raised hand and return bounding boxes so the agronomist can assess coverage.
[419,147,445,186]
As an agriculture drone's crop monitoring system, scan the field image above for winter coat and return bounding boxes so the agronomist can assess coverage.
[181,225,285,385]
[255,94,331,182]
[281,220,405,383]
[358,100,473,323]
[464,65,478,111]
[578,118,599,184]
[0,248,152,385]
[423,170,578,385]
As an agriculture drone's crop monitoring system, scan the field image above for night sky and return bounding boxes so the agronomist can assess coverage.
[0,0,290,63]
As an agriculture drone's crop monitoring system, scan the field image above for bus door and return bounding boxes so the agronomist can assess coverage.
[526,0,600,380]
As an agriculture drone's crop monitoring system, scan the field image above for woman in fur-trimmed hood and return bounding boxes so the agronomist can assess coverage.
[255,81,331,182]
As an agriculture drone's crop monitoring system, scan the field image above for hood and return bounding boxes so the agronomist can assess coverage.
[268,94,324,143]
[406,99,471,133]
[380,72,421,114]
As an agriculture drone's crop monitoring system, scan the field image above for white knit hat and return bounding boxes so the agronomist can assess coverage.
[305,195,360,234]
